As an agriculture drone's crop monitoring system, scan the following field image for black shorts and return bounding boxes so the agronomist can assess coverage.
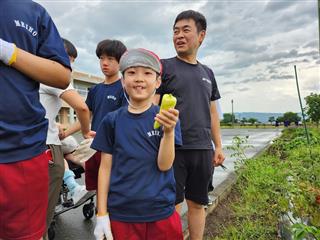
[174,149,214,205]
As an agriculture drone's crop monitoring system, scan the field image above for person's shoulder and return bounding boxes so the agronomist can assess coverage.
[108,106,126,120]
[8,1,46,18]
[197,60,212,71]
[198,61,215,75]
[160,57,178,76]
[27,1,48,15]
[160,57,177,65]
[88,83,101,92]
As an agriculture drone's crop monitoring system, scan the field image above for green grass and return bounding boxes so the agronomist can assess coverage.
[212,128,320,239]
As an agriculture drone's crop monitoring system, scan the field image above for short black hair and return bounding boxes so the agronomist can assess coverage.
[96,39,127,62]
[174,10,207,32]
[62,38,78,59]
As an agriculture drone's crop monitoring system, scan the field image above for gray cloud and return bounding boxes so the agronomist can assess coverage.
[264,0,298,12]
[270,74,294,80]
[238,87,250,92]
[35,0,318,112]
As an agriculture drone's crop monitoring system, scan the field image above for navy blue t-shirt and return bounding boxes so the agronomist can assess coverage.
[85,80,126,131]
[0,1,71,163]
[91,105,182,222]
[157,57,221,149]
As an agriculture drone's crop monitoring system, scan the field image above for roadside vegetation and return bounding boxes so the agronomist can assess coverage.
[205,127,320,240]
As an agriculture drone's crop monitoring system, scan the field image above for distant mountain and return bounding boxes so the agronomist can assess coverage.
[234,112,284,123]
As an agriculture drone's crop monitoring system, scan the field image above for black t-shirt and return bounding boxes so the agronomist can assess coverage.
[157,57,221,149]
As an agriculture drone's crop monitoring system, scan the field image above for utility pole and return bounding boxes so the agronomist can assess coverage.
[231,99,234,128]
[318,0,320,52]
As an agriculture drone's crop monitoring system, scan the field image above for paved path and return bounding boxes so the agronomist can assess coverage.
[54,128,282,240]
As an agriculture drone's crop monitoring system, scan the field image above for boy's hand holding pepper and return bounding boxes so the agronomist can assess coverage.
[154,108,179,134]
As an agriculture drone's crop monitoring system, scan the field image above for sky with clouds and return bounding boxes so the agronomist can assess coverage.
[36,0,319,113]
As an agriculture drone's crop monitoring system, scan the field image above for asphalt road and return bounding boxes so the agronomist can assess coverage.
[53,128,282,240]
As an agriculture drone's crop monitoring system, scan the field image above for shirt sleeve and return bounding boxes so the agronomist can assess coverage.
[36,8,71,70]
[209,69,221,101]
[40,84,64,97]
[174,119,183,146]
[91,112,115,154]
[85,87,94,111]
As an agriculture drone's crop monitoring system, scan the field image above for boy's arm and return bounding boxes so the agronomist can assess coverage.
[60,90,95,139]
[156,109,179,171]
[61,110,92,139]
[94,152,113,240]
[210,101,225,166]
[97,152,112,216]
[0,39,70,89]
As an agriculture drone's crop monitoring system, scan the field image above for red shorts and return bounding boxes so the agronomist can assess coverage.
[0,152,49,240]
[110,211,183,240]
[85,151,101,191]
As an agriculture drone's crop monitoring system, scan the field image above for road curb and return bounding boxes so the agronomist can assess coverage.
[182,172,237,240]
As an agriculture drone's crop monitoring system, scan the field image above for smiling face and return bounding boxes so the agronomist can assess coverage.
[122,66,161,106]
[173,18,206,59]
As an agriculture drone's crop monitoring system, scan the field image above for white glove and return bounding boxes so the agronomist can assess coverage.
[0,38,17,65]
[73,138,97,163]
[94,214,113,240]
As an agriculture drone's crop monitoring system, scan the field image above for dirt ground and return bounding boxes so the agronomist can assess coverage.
[203,188,239,239]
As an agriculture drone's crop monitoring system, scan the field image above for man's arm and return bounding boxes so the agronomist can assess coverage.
[0,39,70,89]
[60,90,94,139]
[156,108,179,171]
[210,101,225,166]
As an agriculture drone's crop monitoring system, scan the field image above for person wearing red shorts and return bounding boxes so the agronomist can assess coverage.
[0,1,71,240]
[84,39,127,191]
[92,49,183,240]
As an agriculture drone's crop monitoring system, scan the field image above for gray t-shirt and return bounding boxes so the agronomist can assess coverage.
[157,57,221,149]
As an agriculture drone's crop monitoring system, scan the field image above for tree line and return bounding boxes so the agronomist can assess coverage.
[221,93,320,127]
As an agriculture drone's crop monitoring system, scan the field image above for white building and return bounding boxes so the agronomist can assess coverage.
[56,71,103,126]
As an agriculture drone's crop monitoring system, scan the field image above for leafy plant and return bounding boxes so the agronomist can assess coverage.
[292,223,320,240]
[226,135,253,165]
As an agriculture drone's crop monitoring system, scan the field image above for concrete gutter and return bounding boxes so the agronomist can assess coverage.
[182,172,237,240]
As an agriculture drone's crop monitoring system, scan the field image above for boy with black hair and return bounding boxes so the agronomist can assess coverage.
[93,48,183,240]
[155,10,225,240]
[62,38,78,62]
[39,38,94,239]
[83,39,127,192]
[0,2,71,240]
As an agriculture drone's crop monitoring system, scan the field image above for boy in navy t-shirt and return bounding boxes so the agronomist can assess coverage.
[92,49,183,240]
[0,1,71,240]
[84,39,127,192]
